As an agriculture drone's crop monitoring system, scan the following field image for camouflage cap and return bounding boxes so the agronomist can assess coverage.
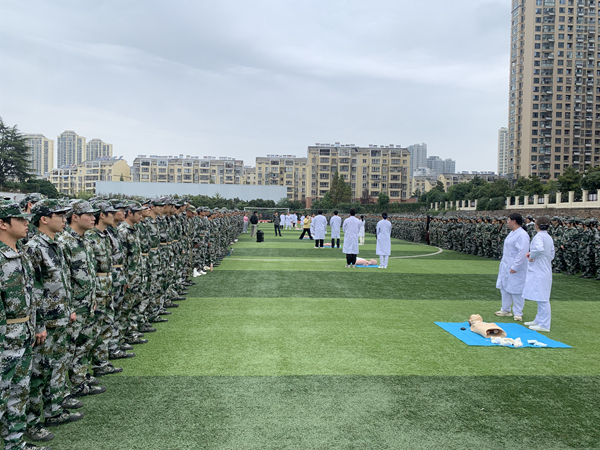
[187,205,197,213]
[0,202,32,220]
[31,199,72,221]
[148,197,165,206]
[92,201,119,214]
[127,201,147,212]
[19,192,45,209]
[69,200,99,217]
[110,199,128,209]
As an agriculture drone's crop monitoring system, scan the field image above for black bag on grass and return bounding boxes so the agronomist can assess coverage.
[257,230,264,242]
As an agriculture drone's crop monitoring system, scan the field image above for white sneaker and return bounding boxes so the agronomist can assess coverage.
[524,321,538,326]
[192,268,201,278]
[203,266,210,271]
[514,316,523,321]
[495,310,513,317]
[529,325,550,332]
[345,265,350,268]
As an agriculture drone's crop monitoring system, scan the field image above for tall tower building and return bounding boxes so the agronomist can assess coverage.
[57,131,86,167]
[508,0,600,181]
[23,134,54,176]
[426,156,444,175]
[498,127,509,176]
[86,138,113,160]
[443,158,456,174]
[408,143,427,175]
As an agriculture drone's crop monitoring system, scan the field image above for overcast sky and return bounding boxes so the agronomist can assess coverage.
[0,0,511,173]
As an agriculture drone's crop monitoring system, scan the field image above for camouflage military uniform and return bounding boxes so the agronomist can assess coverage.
[0,205,37,450]
[562,222,581,275]
[57,222,98,391]
[106,223,128,356]
[25,221,73,427]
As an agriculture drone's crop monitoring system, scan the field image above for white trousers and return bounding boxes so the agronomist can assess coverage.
[379,255,389,268]
[533,300,551,329]
[500,288,524,317]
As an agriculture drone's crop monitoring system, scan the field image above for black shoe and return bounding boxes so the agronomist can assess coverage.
[109,350,135,360]
[62,396,83,409]
[120,343,134,351]
[24,425,55,442]
[139,324,157,332]
[163,302,179,308]
[158,310,172,316]
[173,297,186,301]
[128,337,149,345]
[72,382,107,397]
[25,443,52,450]
[86,374,100,386]
[45,410,84,427]
[93,365,123,377]
[150,317,168,323]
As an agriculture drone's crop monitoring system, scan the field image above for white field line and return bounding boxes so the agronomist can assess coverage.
[228,247,443,262]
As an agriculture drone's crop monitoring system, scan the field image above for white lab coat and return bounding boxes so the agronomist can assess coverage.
[291,214,297,226]
[358,220,365,237]
[299,215,305,226]
[376,219,392,256]
[330,215,342,239]
[522,230,555,302]
[496,227,530,294]
[342,216,361,255]
[312,214,327,239]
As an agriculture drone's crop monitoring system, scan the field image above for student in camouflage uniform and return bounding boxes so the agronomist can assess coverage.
[562,219,581,275]
[57,200,107,400]
[0,203,49,450]
[117,201,149,347]
[579,219,596,278]
[18,193,45,246]
[551,217,567,273]
[86,202,123,378]
[25,199,84,438]
[594,219,600,280]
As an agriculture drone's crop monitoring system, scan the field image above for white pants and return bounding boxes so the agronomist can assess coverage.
[533,300,551,329]
[359,236,365,245]
[379,255,389,268]
[500,289,524,317]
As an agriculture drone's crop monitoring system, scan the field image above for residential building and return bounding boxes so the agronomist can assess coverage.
[131,155,244,184]
[306,143,411,207]
[498,127,509,175]
[24,134,54,176]
[56,130,86,167]
[86,138,113,161]
[508,0,600,181]
[244,166,256,185]
[46,156,130,195]
[255,155,307,201]
[411,175,438,196]
[408,143,427,176]
[426,156,444,175]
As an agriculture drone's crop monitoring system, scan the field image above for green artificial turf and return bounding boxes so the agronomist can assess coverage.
[47,231,600,449]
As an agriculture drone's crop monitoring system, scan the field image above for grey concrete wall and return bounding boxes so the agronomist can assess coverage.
[95,181,287,202]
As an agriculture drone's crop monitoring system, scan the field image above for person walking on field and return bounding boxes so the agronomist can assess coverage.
[376,211,392,268]
[522,216,555,332]
[242,214,249,233]
[273,212,281,236]
[329,211,342,248]
[249,212,258,238]
[343,208,361,267]
[312,210,327,248]
[495,213,530,321]
[358,215,366,245]
[299,214,313,240]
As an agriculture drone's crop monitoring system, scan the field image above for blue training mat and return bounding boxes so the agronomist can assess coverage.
[355,265,379,268]
[435,322,571,348]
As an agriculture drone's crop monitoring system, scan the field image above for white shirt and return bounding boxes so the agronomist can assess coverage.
[522,230,555,302]
[342,216,361,254]
[496,226,530,294]
[376,219,392,256]
[358,220,365,237]
[312,214,327,239]
[330,215,342,239]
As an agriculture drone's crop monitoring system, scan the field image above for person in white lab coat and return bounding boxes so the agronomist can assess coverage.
[329,211,342,248]
[522,216,555,332]
[376,212,392,268]
[495,213,530,321]
[312,210,327,248]
[291,212,298,229]
[342,208,361,267]
[358,216,366,245]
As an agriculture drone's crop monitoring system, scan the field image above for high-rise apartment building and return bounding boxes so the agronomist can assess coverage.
[443,158,456,174]
[46,156,130,195]
[86,138,113,161]
[24,134,54,175]
[306,143,410,207]
[408,143,428,176]
[57,131,86,167]
[498,127,509,175]
[426,156,444,175]
[508,0,600,181]
[131,155,244,184]
[255,155,307,201]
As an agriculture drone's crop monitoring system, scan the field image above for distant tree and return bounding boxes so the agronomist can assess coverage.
[329,171,352,205]
[557,166,582,198]
[581,168,600,193]
[377,192,389,210]
[514,175,545,196]
[360,189,371,204]
[412,188,421,198]
[488,179,512,198]
[0,117,32,187]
